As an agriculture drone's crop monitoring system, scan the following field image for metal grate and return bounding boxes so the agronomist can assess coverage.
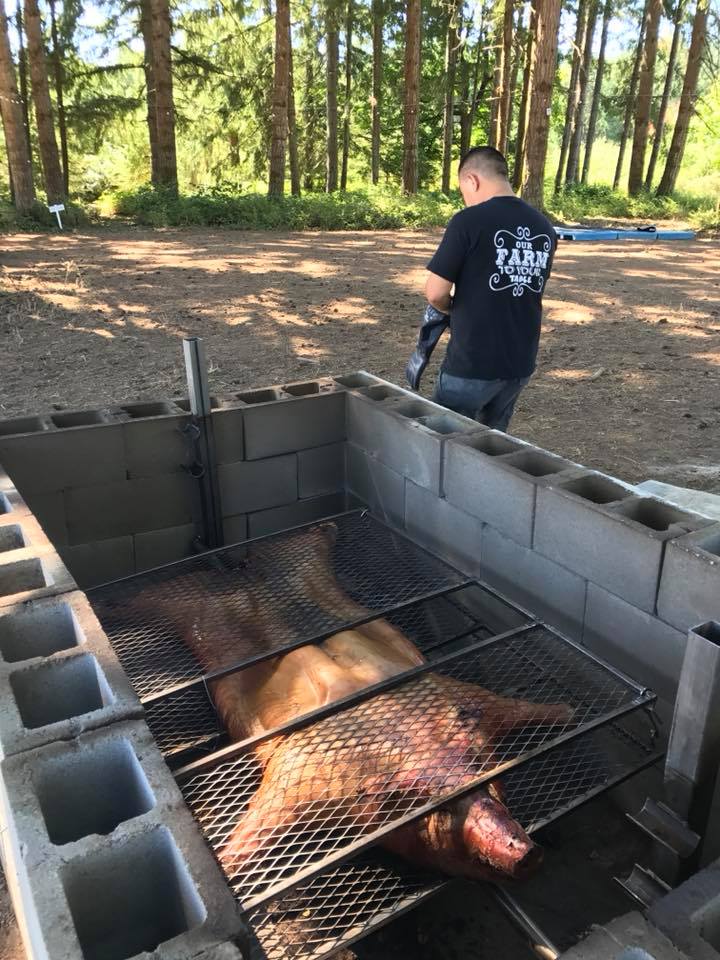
[145,585,530,763]
[246,716,661,960]
[88,512,470,701]
[178,625,653,911]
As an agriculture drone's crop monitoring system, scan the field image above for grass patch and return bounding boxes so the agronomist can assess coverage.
[545,182,718,229]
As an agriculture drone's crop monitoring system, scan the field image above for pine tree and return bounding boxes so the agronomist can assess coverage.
[268,0,290,195]
[402,0,421,193]
[644,0,684,189]
[628,0,662,194]
[24,0,65,203]
[0,0,35,213]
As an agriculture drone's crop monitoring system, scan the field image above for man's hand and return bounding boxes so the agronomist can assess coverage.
[425,272,453,313]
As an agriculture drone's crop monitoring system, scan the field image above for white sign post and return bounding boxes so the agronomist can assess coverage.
[48,203,65,229]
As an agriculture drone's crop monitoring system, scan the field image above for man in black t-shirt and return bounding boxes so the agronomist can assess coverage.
[418,146,556,431]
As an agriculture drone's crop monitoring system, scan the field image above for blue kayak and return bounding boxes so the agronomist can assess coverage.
[555,226,695,241]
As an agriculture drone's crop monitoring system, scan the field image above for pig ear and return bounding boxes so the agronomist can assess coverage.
[487,779,506,806]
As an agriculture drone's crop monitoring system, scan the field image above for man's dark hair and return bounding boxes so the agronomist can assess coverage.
[458,146,509,180]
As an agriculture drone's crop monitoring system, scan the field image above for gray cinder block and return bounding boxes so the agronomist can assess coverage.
[243,390,346,460]
[0,544,75,609]
[535,478,704,613]
[122,412,191,478]
[444,434,576,547]
[15,490,69,546]
[134,524,196,572]
[583,582,687,701]
[0,592,142,757]
[345,443,406,527]
[332,371,384,389]
[648,858,720,960]
[248,492,349,538]
[298,443,345,498]
[0,423,127,494]
[64,474,197,544]
[405,480,482,574]
[210,407,245,465]
[223,514,248,545]
[219,454,297,516]
[58,536,135,588]
[0,719,246,960]
[480,523,587,641]
[347,393,482,495]
[657,524,720,632]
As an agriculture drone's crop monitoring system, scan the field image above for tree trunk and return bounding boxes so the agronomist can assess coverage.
[521,0,563,209]
[644,0,684,189]
[581,0,611,183]
[565,0,598,184]
[325,0,339,191]
[15,0,32,166]
[149,0,177,191]
[0,1,35,213]
[554,0,587,193]
[370,0,382,184]
[497,0,514,152]
[268,0,290,195]
[47,0,68,192]
[506,10,523,151]
[628,0,662,194]
[441,0,460,194]
[657,0,708,195]
[402,0,421,193]
[302,11,320,190]
[139,0,160,185]
[288,13,300,195]
[340,0,352,190]
[612,0,647,188]
[513,0,536,191]
[24,0,64,203]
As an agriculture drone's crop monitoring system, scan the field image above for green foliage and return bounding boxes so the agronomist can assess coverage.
[546,182,719,228]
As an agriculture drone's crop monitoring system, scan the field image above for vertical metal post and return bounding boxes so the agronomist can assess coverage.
[183,337,224,549]
[662,620,720,877]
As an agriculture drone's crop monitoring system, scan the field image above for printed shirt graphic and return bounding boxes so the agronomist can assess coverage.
[426,197,556,380]
[489,226,553,297]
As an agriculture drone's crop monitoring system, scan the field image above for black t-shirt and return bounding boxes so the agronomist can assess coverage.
[427,196,556,380]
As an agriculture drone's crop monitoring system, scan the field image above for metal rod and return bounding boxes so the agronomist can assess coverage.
[183,336,224,549]
[491,887,561,960]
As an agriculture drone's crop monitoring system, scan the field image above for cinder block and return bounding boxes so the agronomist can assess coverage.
[0,719,246,960]
[535,478,705,613]
[17,490,68,546]
[405,480,482,574]
[223,514,248,545]
[480,524,587,641]
[444,434,576,547]
[0,547,75,609]
[603,912,692,959]
[298,443,345,497]
[64,474,196,544]
[0,591,142,756]
[583,582,687,701]
[210,407,245,465]
[248,493,348,538]
[0,486,31,520]
[332,371,384,390]
[58,536,135,588]
[134,524,196,572]
[49,409,115,429]
[219,454,297,516]
[345,443,405,527]
[122,413,191,478]
[243,390,345,460]
[648,858,720,960]
[657,524,720,632]
[347,393,482,495]
[0,415,53,437]
[0,424,127,494]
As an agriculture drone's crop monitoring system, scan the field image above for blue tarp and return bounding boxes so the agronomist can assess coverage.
[555,226,696,242]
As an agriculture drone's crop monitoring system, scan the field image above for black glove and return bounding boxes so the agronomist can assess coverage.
[405,304,450,391]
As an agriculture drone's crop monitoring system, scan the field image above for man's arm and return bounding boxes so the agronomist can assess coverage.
[425,272,453,313]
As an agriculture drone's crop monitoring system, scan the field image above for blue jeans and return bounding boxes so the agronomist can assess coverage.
[433,371,530,431]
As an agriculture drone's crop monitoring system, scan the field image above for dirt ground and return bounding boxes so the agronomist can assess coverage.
[1,228,719,492]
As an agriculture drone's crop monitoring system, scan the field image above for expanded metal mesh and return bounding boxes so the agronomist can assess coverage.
[88,513,469,700]
[145,586,528,762]
[246,716,661,960]
[179,625,651,911]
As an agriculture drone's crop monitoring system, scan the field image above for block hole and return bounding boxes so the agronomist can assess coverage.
[691,621,720,647]
[235,387,282,404]
[51,411,106,429]
[0,558,48,597]
[505,450,570,477]
[463,433,522,457]
[561,474,631,505]
[9,654,115,729]
[283,381,321,396]
[393,400,437,419]
[121,402,177,419]
[0,600,81,663]
[174,397,220,412]
[615,497,696,532]
[334,372,376,388]
[0,493,9,515]
[0,416,49,437]
[36,739,155,845]
[419,414,474,435]
[0,525,25,553]
[361,384,405,401]
[62,827,205,960]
